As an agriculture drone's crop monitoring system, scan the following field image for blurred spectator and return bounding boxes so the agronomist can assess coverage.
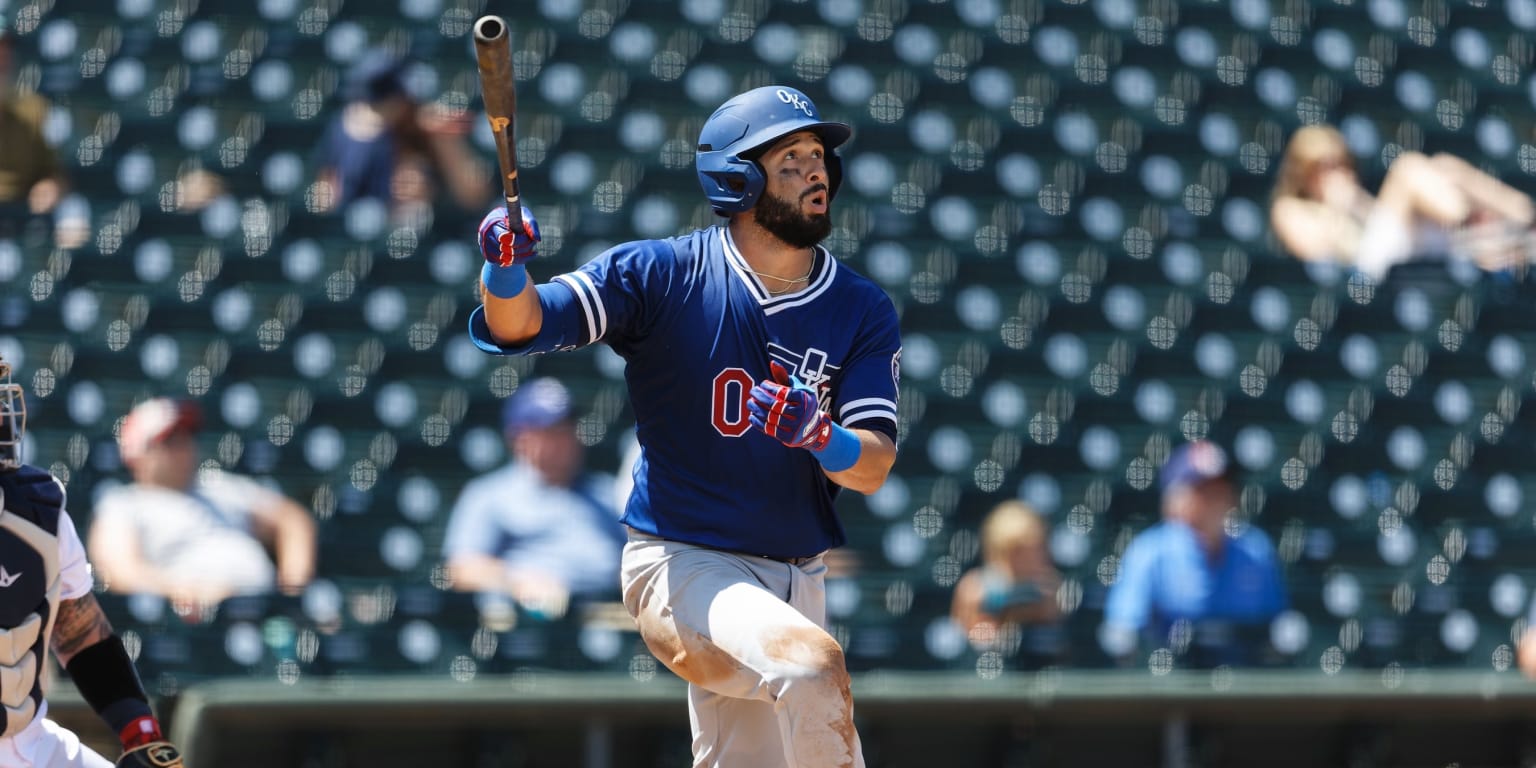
[1101,441,1286,667]
[1270,124,1534,280]
[950,501,1064,667]
[1517,599,1536,679]
[88,399,317,617]
[311,49,489,220]
[0,24,65,220]
[443,378,626,619]
[951,502,1061,636]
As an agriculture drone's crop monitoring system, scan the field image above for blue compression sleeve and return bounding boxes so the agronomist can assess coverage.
[481,261,528,299]
[810,422,861,472]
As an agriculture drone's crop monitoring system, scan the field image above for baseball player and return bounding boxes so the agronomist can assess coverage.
[0,358,182,768]
[469,85,900,768]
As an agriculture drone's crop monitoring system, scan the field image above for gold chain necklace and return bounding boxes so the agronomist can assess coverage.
[748,262,815,295]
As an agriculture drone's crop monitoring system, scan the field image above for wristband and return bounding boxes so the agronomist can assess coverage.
[481,261,528,299]
[809,421,861,472]
[120,715,164,749]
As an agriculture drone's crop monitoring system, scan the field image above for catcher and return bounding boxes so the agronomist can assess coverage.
[0,357,181,768]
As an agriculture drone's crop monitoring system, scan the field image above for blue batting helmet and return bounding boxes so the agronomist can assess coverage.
[696,86,850,216]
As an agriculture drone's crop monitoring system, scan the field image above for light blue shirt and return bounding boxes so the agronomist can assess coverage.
[1104,521,1287,636]
[442,463,625,595]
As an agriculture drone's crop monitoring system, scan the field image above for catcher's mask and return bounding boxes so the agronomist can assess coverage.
[0,358,24,472]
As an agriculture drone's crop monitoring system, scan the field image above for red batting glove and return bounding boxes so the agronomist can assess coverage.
[477,205,541,267]
[748,361,833,450]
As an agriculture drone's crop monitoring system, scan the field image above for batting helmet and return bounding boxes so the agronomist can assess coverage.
[696,86,850,216]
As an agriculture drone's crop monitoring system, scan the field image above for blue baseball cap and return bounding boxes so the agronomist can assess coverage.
[502,377,572,435]
[1160,440,1234,492]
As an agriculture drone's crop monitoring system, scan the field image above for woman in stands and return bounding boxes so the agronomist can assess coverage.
[1269,124,1534,279]
[950,501,1064,667]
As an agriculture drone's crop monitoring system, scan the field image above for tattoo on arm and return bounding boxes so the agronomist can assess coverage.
[52,592,115,661]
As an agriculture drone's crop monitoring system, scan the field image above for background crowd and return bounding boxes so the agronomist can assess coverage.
[4,0,1536,689]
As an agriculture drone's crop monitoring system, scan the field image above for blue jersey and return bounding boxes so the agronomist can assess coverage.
[469,226,901,559]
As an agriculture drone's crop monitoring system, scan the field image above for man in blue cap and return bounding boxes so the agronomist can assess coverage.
[442,378,625,618]
[1101,440,1288,667]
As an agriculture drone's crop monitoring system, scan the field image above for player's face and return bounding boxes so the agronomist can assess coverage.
[752,131,833,249]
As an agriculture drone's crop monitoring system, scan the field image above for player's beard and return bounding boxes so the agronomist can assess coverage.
[753,186,832,249]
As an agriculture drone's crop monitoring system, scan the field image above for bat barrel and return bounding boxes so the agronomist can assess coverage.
[473,16,506,44]
[473,15,520,210]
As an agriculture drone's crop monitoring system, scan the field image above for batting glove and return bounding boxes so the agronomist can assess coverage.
[749,361,833,451]
[478,205,541,267]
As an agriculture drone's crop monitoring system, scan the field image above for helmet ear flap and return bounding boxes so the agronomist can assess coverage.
[705,157,767,216]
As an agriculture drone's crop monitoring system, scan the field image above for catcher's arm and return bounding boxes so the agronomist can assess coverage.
[54,593,184,767]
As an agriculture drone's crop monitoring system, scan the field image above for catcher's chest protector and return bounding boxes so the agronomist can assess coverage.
[0,466,63,739]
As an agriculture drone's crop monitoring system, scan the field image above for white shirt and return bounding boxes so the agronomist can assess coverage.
[92,469,277,594]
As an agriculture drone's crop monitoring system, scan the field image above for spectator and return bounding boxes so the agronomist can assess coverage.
[311,48,489,220]
[1269,124,1534,279]
[442,378,626,619]
[1101,441,1286,667]
[0,24,65,219]
[88,398,317,616]
[952,500,1062,669]
[950,501,1062,660]
[1516,599,1536,679]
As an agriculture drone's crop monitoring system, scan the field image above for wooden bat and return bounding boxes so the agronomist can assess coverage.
[472,16,521,217]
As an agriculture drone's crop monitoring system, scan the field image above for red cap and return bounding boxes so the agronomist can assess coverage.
[119,398,202,465]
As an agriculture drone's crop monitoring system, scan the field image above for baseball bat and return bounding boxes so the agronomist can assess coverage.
[473,16,521,216]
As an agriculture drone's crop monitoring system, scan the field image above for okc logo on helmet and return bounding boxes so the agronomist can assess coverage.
[776,88,815,117]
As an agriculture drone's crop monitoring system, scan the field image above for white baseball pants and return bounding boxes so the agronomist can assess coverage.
[621,530,865,768]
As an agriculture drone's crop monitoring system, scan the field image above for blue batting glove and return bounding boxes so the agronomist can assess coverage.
[478,205,541,267]
[748,361,833,451]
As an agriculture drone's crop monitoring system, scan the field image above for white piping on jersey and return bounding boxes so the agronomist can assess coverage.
[719,228,837,315]
[840,397,898,428]
[554,271,608,344]
[761,257,837,315]
[839,397,897,419]
[572,271,609,340]
[842,409,898,428]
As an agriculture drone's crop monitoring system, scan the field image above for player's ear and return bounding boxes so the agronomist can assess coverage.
[769,361,791,386]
